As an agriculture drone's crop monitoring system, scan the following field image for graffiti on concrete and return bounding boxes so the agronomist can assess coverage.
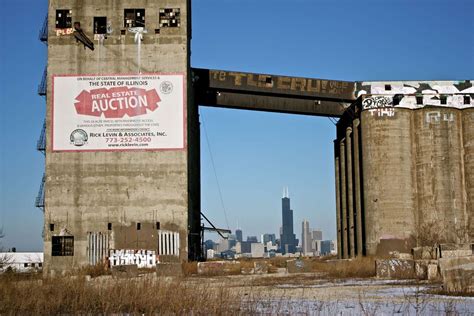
[56,28,74,36]
[368,108,395,118]
[108,249,157,268]
[359,81,474,111]
[425,111,455,124]
[362,96,393,109]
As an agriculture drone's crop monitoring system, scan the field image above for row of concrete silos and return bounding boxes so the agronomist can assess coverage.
[335,93,473,258]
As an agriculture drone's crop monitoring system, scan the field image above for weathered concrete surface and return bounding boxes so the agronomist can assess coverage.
[376,259,415,279]
[156,263,183,277]
[414,260,439,280]
[287,259,312,273]
[438,256,474,293]
[197,261,241,275]
[412,246,438,260]
[438,243,473,258]
[361,109,417,256]
[44,0,199,275]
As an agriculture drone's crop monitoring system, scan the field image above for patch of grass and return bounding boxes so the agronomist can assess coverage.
[0,275,239,314]
[310,256,376,278]
[182,261,198,276]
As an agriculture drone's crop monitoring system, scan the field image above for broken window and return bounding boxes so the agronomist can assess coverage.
[159,8,181,28]
[56,9,72,29]
[124,9,145,28]
[52,236,74,256]
[440,95,447,105]
[94,17,107,34]
[416,96,423,105]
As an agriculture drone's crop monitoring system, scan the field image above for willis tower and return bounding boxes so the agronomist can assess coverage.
[280,187,297,254]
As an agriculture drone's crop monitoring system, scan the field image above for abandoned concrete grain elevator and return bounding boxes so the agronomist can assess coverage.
[37,0,473,274]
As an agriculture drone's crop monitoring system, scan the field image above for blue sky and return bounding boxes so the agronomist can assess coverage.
[1,0,473,250]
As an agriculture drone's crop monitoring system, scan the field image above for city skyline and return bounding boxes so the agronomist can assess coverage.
[205,188,327,250]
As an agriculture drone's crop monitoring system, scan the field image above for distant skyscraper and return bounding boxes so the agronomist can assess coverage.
[247,236,258,243]
[301,219,312,254]
[263,233,276,245]
[235,229,243,243]
[280,187,297,254]
[312,230,323,241]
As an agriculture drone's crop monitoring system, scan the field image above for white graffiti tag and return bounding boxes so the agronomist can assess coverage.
[425,111,454,124]
[369,108,395,117]
[108,249,157,268]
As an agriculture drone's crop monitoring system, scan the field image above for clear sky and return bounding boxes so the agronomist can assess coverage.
[0,0,473,250]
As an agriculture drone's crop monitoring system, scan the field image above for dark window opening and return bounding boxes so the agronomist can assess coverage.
[385,84,391,91]
[464,96,470,105]
[39,263,43,267]
[56,9,72,29]
[440,95,447,105]
[94,17,107,34]
[24,263,28,267]
[52,236,74,256]
[156,222,160,230]
[393,95,402,106]
[49,224,54,232]
[265,77,273,84]
[155,29,160,34]
[416,96,423,105]
[124,9,145,28]
[107,223,112,230]
[159,8,181,28]
[137,223,141,230]
[121,29,126,35]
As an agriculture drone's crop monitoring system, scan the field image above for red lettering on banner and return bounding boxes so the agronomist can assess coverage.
[74,87,161,118]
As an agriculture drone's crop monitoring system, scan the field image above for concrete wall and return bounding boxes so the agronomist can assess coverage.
[44,0,199,274]
[335,81,473,257]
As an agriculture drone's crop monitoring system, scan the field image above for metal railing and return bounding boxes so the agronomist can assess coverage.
[35,174,45,211]
[39,15,48,42]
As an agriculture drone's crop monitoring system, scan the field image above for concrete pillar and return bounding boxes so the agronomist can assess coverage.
[463,109,474,242]
[334,142,342,259]
[353,119,363,256]
[340,139,348,259]
[346,127,355,258]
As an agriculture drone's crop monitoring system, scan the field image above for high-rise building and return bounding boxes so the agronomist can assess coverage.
[301,219,312,255]
[247,236,258,243]
[263,233,276,245]
[280,187,297,254]
[235,229,243,243]
[312,230,323,241]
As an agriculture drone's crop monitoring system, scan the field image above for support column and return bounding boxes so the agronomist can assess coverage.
[340,139,348,259]
[334,140,342,259]
[346,127,355,258]
[353,119,363,256]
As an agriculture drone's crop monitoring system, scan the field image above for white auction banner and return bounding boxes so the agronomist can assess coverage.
[52,74,185,152]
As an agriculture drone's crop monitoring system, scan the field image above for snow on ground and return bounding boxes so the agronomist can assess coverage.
[242,277,474,315]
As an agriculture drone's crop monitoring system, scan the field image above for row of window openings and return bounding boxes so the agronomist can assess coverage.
[391,95,471,106]
[49,222,160,232]
[23,262,42,268]
[56,9,181,34]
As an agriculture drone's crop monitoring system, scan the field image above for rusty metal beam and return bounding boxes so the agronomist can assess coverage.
[193,68,356,117]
